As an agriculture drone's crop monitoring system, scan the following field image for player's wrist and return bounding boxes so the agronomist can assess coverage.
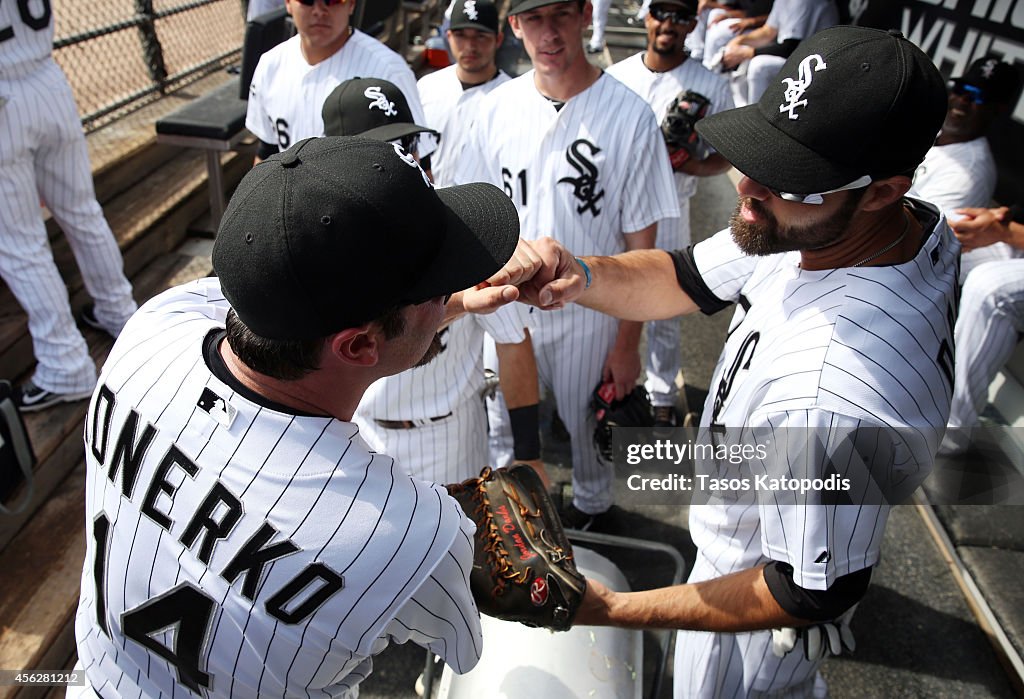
[574,256,592,290]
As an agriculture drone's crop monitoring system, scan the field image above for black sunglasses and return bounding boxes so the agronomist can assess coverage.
[649,6,696,23]
[950,81,986,105]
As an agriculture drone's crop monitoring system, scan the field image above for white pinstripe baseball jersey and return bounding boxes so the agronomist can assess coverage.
[464,70,679,252]
[911,138,997,213]
[416,65,510,187]
[358,305,527,422]
[606,54,734,207]
[0,0,53,76]
[606,54,735,406]
[73,279,482,699]
[766,0,838,42]
[671,199,959,697]
[466,70,678,513]
[246,31,428,151]
[911,139,1020,277]
[353,305,529,483]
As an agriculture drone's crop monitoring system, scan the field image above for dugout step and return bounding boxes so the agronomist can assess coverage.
[0,241,215,554]
[0,460,86,699]
[0,147,249,385]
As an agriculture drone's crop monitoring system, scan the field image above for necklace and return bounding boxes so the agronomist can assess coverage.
[851,211,911,268]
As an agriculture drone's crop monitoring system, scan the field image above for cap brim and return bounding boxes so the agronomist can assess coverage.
[404,182,520,302]
[449,20,498,32]
[359,122,440,142]
[510,0,574,14]
[696,104,864,195]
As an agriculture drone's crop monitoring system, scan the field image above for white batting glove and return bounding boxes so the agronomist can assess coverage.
[771,604,858,661]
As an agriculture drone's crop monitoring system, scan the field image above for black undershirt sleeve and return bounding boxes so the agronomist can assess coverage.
[755,38,801,58]
[763,561,872,622]
[256,139,277,161]
[667,247,733,316]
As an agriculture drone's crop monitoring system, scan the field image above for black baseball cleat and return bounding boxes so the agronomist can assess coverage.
[13,381,92,413]
[78,304,120,339]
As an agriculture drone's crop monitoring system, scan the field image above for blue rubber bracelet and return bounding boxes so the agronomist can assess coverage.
[575,257,592,290]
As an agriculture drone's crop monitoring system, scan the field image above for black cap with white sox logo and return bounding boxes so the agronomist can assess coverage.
[212,137,519,340]
[321,78,438,143]
[696,26,947,197]
[450,0,500,33]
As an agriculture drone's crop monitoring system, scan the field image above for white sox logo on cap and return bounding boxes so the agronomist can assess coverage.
[981,58,997,78]
[392,143,433,188]
[464,0,479,20]
[779,54,827,120]
[364,86,398,117]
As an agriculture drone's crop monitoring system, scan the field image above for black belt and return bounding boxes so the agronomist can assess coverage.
[375,412,452,429]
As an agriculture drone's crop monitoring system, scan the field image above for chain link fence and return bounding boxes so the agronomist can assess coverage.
[54,0,246,133]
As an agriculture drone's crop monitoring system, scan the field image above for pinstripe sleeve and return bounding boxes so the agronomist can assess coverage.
[621,105,679,233]
[477,302,529,345]
[384,516,483,673]
[691,227,761,304]
[749,409,919,591]
[451,94,499,187]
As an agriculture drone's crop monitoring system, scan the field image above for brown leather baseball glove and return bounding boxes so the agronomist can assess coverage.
[661,90,711,170]
[445,464,586,631]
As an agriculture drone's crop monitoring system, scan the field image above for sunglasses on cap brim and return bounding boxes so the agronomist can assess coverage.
[949,81,987,105]
[766,175,873,206]
[649,6,696,23]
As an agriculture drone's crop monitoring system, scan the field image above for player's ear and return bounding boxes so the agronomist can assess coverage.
[496,30,505,48]
[858,176,912,213]
[508,14,523,39]
[327,326,381,367]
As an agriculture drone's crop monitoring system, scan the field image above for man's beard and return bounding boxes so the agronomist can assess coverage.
[651,32,682,56]
[729,195,859,256]
[413,332,445,368]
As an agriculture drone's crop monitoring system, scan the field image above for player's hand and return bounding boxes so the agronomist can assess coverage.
[450,283,520,318]
[515,237,588,310]
[602,346,642,401]
[486,238,545,288]
[733,16,759,32]
[722,42,754,69]
[951,206,1011,252]
[573,577,615,626]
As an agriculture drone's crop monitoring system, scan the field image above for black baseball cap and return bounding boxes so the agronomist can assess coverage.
[696,26,947,196]
[951,55,1022,105]
[212,137,519,340]
[648,0,698,11]
[450,0,500,33]
[322,78,438,143]
[509,0,576,15]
